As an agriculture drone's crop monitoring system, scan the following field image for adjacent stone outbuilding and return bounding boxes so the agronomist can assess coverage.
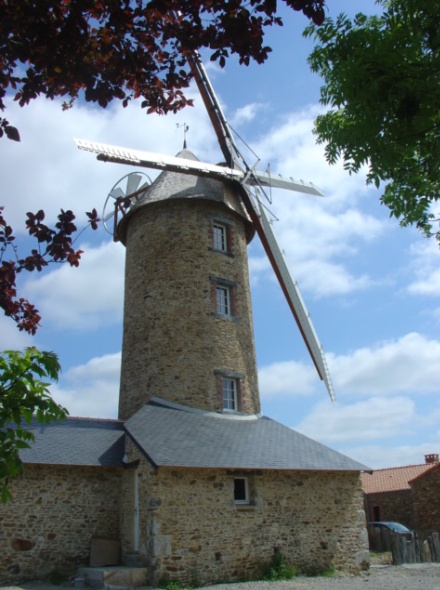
[410,461,440,533]
[0,419,124,582]
[0,400,369,586]
[361,454,439,531]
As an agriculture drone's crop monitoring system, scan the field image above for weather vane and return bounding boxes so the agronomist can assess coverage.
[176,122,189,148]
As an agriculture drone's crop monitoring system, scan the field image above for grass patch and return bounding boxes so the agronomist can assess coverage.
[158,580,193,590]
[320,565,336,577]
[261,551,298,581]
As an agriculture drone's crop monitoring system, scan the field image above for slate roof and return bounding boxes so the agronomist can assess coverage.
[125,397,369,472]
[361,463,435,494]
[18,417,125,467]
[118,149,251,243]
[16,399,369,472]
[136,149,228,205]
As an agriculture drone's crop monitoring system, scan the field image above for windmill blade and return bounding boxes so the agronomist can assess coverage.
[75,139,323,197]
[102,171,152,238]
[138,180,151,193]
[109,187,125,200]
[254,197,335,402]
[126,172,143,197]
[252,169,324,197]
[186,52,237,167]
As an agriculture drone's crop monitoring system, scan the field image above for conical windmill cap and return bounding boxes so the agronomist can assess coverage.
[117,148,254,244]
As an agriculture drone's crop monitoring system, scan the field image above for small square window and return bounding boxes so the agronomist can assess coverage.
[213,223,227,252]
[222,378,237,410]
[234,477,249,504]
[216,285,231,316]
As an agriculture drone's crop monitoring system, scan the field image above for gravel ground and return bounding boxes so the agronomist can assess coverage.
[209,565,440,590]
[3,565,440,590]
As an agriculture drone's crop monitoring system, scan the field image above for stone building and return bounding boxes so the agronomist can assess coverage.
[410,459,440,532]
[361,454,439,531]
[0,151,370,585]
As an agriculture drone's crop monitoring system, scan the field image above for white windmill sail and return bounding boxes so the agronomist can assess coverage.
[257,200,335,402]
[75,139,322,197]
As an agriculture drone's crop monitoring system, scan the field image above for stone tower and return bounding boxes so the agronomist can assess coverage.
[117,150,261,420]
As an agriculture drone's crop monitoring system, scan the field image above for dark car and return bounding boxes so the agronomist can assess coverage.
[368,521,413,537]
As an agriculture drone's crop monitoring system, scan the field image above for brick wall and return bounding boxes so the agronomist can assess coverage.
[121,443,369,586]
[411,465,440,532]
[118,197,260,420]
[0,464,122,584]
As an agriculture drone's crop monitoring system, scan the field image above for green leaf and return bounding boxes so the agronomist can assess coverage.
[306,0,440,240]
[0,347,68,501]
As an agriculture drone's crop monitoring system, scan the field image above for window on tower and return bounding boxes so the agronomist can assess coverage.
[210,277,237,318]
[216,285,230,316]
[222,377,237,410]
[214,370,244,413]
[213,222,227,252]
[209,216,234,255]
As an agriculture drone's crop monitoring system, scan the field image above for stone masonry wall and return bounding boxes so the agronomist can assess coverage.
[411,465,440,532]
[364,490,415,529]
[121,445,368,586]
[118,198,260,420]
[0,464,122,584]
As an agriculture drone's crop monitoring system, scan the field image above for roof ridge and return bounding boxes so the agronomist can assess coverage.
[370,463,429,472]
[65,416,124,423]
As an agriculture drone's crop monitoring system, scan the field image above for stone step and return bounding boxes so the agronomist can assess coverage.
[76,566,148,590]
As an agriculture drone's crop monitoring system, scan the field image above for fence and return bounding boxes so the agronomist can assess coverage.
[368,526,440,564]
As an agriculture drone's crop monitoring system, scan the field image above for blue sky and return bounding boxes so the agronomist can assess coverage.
[1,0,440,470]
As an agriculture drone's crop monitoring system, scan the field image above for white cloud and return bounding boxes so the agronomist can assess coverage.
[331,332,440,396]
[23,240,125,331]
[409,269,440,296]
[51,352,121,418]
[292,259,372,297]
[407,239,440,297]
[259,360,317,398]
[294,396,416,444]
[0,315,35,350]
[259,332,440,403]
[230,102,267,127]
[342,441,440,471]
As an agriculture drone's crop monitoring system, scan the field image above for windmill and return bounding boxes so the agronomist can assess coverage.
[75,52,335,403]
